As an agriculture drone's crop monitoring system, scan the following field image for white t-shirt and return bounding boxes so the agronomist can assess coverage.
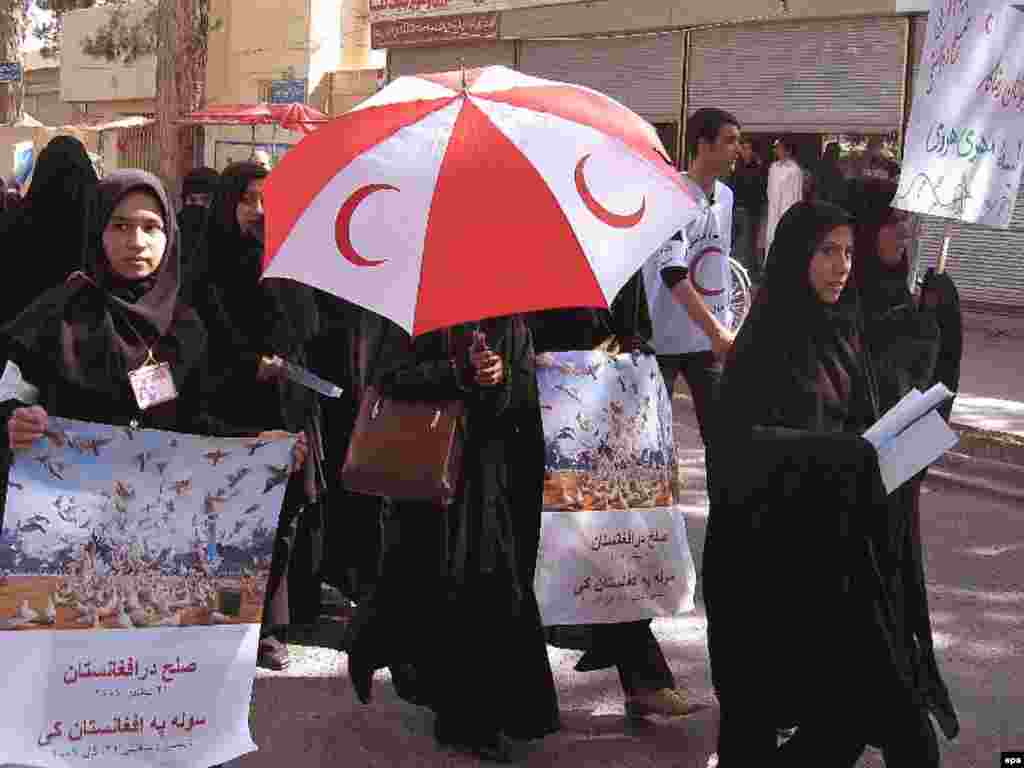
[642,175,733,355]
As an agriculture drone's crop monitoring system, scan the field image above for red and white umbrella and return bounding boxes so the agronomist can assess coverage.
[262,66,699,337]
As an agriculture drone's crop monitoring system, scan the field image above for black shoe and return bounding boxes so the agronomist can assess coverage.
[574,649,615,672]
[390,663,424,706]
[348,653,374,705]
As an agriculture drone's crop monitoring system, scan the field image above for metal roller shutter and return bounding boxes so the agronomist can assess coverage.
[906,13,1024,309]
[518,33,684,123]
[687,17,907,134]
[387,41,517,81]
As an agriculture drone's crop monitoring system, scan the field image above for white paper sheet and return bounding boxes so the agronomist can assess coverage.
[0,361,40,405]
[864,383,954,450]
[875,409,960,494]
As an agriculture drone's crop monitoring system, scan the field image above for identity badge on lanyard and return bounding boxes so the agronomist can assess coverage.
[128,349,178,411]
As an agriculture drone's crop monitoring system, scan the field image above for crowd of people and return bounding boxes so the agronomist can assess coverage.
[0,107,963,765]
[727,132,904,283]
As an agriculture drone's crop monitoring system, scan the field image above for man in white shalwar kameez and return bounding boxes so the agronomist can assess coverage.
[765,138,804,257]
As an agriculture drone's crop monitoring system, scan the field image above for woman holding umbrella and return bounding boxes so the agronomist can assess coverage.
[345,316,561,762]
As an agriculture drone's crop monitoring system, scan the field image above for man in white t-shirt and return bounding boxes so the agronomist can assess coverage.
[643,107,740,495]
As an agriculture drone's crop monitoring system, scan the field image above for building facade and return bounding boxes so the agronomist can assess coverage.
[374,0,1024,312]
[22,51,74,127]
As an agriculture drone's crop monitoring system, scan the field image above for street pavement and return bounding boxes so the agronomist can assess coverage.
[228,398,1024,767]
[952,311,1024,438]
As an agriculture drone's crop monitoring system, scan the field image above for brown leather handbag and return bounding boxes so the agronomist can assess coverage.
[341,329,466,507]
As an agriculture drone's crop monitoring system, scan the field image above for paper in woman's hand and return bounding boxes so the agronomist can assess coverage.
[0,361,40,405]
[863,383,958,494]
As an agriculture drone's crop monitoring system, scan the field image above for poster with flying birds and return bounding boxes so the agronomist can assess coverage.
[0,417,295,767]
[533,351,696,626]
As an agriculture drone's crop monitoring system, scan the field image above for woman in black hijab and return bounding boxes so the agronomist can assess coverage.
[345,316,561,762]
[191,161,322,670]
[848,177,962,410]
[0,136,98,326]
[177,166,219,289]
[2,169,306,480]
[704,200,954,766]
[525,278,703,718]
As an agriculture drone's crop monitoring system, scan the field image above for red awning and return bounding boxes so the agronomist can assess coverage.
[179,103,328,134]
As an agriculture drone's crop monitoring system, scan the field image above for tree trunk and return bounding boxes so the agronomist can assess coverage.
[155,0,180,199]
[175,0,196,174]
[0,0,26,124]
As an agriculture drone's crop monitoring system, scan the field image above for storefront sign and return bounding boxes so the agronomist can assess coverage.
[269,79,307,105]
[0,62,23,83]
[895,0,1024,227]
[533,351,696,626]
[371,12,498,49]
[369,0,581,22]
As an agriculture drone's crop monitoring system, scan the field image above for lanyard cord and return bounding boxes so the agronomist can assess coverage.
[67,270,160,367]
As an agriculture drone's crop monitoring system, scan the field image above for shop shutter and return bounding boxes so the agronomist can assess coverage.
[518,33,684,123]
[387,41,516,81]
[687,17,907,134]
[906,13,1024,308]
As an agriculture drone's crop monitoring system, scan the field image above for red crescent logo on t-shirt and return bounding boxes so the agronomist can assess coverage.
[690,246,725,297]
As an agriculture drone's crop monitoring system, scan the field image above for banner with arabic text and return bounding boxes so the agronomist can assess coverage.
[533,351,696,626]
[0,417,295,767]
[894,0,1024,227]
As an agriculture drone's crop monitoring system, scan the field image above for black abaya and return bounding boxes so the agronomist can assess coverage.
[344,317,561,746]
[705,201,956,767]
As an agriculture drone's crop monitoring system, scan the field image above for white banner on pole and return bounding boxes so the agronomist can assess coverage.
[0,418,295,767]
[895,0,1024,227]
[533,351,696,626]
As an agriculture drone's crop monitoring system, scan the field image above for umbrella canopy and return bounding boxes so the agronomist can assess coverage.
[262,66,699,337]
[179,104,275,125]
[178,103,327,131]
[270,103,329,135]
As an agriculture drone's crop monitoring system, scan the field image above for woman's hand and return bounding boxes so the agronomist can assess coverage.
[8,406,49,451]
[256,355,285,382]
[471,348,505,387]
[256,429,308,473]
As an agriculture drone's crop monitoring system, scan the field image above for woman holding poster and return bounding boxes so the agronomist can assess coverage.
[2,169,305,508]
[704,201,953,766]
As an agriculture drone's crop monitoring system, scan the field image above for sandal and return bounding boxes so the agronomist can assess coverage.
[258,636,290,671]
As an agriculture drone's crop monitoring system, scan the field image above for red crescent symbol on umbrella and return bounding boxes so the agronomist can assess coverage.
[335,184,399,267]
[574,154,645,229]
[690,246,725,297]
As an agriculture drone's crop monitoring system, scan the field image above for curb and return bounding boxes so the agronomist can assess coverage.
[672,393,1024,500]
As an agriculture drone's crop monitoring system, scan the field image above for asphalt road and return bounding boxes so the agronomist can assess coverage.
[230,411,1024,768]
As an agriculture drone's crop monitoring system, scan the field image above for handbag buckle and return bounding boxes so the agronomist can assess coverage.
[370,398,382,421]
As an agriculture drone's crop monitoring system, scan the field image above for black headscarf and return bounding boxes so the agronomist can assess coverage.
[0,177,7,215]
[723,200,878,434]
[3,170,194,396]
[0,136,98,325]
[182,166,219,200]
[177,166,219,288]
[847,176,962,407]
[196,161,318,359]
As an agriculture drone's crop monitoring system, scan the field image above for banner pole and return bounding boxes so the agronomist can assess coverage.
[937,220,954,275]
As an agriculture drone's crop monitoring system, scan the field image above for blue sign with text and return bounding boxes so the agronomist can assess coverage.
[270,79,307,105]
[0,62,23,83]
